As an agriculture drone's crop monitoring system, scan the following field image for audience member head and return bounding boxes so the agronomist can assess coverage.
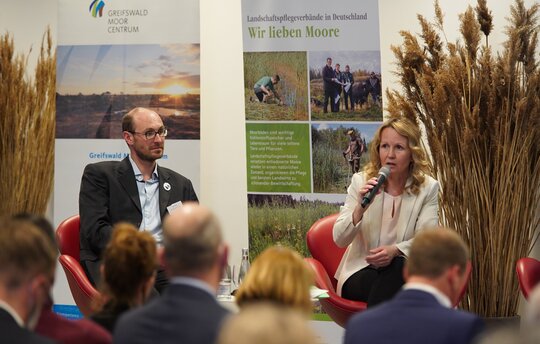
[97,223,157,310]
[217,302,317,344]
[11,213,55,246]
[365,117,431,194]
[405,228,469,306]
[162,203,227,290]
[0,216,57,329]
[235,246,314,315]
[10,213,57,308]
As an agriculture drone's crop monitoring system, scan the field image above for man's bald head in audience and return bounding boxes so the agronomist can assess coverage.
[162,203,227,280]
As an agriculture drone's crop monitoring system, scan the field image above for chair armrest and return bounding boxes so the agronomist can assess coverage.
[305,258,367,328]
[516,257,540,299]
[305,258,336,293]
[59,255,99,299]
[322,290,367,312]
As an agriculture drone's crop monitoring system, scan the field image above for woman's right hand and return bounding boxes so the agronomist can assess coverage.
[359,177,380,203]
[352,177,379,224]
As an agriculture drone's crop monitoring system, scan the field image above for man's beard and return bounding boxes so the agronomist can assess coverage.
[136,145,164,162]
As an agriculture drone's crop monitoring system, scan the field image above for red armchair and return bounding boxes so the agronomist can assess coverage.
[55,215,99,317]
[516,257,540,300]
[305,213,367,327]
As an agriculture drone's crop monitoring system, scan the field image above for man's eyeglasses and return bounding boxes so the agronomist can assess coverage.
[129,128,168,140]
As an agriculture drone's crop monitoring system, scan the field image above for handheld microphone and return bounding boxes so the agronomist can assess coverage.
[361,166,391,208]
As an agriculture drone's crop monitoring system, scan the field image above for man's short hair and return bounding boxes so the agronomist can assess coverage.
[11,213,55,246]
[122,107,154,132]
[407,228,469,278]
[163,211,222,275]
[0,217,57,289]
[273,75,280,82]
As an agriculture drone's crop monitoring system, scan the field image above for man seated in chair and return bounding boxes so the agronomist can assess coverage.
[79,107,199,293]
[344,228,484,344]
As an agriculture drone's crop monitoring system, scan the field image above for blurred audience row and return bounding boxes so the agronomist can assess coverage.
[1,205,539,344]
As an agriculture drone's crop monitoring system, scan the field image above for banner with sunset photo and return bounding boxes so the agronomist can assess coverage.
[53,0,200,310]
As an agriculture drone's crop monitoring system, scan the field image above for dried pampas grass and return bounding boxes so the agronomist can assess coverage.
[0,28,56,215]
[387,0,540,317]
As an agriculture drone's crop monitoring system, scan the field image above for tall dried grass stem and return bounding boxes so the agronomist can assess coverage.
[0,28,56,215]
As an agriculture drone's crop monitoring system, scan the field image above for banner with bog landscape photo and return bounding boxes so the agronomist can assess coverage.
[241,0,383,262]
[54,0,200,307]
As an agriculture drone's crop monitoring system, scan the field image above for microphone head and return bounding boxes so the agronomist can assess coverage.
[379,165,391,178]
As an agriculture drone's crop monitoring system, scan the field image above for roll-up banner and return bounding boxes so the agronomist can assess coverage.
[241,0,382,264]
[54,0,200,309]
[241,0,382,339]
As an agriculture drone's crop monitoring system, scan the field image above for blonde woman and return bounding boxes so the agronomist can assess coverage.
[333,117,439,306]
[218,303,317,344]
[90,223,157,333]
[235,246,313,315]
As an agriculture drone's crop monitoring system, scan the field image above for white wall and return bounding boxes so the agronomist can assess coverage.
[200,0,249,270]
[3,0,538,310]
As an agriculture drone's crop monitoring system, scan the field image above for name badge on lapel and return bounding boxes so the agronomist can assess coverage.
[167,201,183,214]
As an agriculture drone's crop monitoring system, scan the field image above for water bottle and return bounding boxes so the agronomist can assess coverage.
[237,248,250,286]
[217,264,232,299]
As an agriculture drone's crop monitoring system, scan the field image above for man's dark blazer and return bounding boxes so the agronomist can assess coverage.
[344,289,484,344]
[0,308,56,344]
[79,157,198,263]
[323,64,335,92]
[113,283,230,344]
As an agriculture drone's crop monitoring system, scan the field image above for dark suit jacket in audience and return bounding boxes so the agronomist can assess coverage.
[113,283,230,344]
[345,289,484,344]
[0,308,56,344]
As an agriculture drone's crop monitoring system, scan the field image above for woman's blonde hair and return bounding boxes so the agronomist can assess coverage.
[96,223,157,310]
[364,117,431,194]
[218,303,317,344]
[235,246,314,315]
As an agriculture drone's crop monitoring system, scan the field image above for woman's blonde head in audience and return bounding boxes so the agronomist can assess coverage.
[218,303,317,344]
[235,245,313,314]
[98,223,157,309]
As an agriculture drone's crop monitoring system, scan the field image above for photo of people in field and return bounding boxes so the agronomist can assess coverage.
[309,51,382,122]
[244,51,308,121]
[247,193,343,259]
[56,44,200,139]
[312,122,380,193]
